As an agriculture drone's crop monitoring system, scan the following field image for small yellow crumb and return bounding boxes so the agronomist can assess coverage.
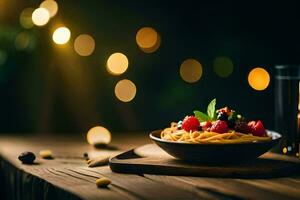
[39,150,53,159]
[96,177,111,188]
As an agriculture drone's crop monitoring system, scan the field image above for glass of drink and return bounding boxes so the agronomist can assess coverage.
[274,65,300,156]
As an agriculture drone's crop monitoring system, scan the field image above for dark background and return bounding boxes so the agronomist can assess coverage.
[1,0,300,134]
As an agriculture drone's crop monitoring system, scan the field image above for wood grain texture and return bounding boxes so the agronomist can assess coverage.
[0,134,300,200]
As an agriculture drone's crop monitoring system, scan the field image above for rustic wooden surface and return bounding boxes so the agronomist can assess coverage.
[1,133,300,200]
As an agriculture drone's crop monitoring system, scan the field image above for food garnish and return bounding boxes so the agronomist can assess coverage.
[161,99,271,144]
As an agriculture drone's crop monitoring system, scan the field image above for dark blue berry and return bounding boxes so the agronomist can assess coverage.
[217,113,228,121]
[227,119,235,128]
[18,151,36,164]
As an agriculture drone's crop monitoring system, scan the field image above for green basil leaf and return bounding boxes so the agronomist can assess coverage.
[207,98,216,119]
[194,110,211,122]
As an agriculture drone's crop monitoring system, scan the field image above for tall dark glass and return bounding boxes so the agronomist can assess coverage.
[274,65,300,156]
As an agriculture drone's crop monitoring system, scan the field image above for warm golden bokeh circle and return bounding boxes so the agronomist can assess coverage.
[248,67,270,91]
[20,8,34,29]
[213,56,234,78]
[114,79,137,102]
[31,7,50,26]
[86,126,112,145]
[40,0,58,18]
[74,34,95,56]
[52,27,71,45]
[180,58,203,83]
[136,27,161,53]
[106,53,129,75]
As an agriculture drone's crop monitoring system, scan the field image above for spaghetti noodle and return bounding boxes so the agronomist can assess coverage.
[161,122,271,144]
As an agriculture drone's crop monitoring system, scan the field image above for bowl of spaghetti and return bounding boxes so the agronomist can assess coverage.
[150,99,281,163]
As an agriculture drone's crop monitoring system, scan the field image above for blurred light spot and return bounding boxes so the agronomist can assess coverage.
[31,8,50,26]
[40,0,58,18]
[15,32,30,50]
[213,56,233,77]
[106,53,128,75]
[87,126,112,145]
[52,27,71,45]
[0,50,7,66]
[141,35,161,53]
[248,67,270,91]
[136,27,161,53]
[74,34,95,56]
[180,58,203,83]
[114,79,137,102]
[19,7,34,29]
[282,147,287,154]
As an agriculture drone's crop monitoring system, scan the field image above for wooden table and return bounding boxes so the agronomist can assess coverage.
[0,133,300,200]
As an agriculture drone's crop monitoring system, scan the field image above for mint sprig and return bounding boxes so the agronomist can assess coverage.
[193,98,217,122]
[207,98,216,120]
[194,111,211,122]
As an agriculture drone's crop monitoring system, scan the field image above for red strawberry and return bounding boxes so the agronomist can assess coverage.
[182,116,200,132]
[249,120,266,136]
[210,120,229,133]
[200,121,212,131]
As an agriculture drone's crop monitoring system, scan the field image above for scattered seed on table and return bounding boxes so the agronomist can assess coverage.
[18,151,36,164]
[39,150,53,159]
[88,156,109,167]
[96,177,111,188]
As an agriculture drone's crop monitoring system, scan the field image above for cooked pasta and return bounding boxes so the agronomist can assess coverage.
[161,122,271,144]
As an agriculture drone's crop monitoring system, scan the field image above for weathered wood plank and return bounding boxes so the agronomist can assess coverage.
[236,179,300,199]
[0,134,149,200]
[1,134,300,200]
[145,175,295,200]
[143,175,229,200]
[170,176,295,200]
[84,167,199,200]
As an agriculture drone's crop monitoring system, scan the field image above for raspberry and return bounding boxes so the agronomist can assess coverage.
[182,116,200,132]
[249,120,266,136]
[210,120,229,133]
[200,121,212,131]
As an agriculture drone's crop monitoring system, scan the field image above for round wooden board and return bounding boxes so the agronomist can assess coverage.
[110,144,300,178]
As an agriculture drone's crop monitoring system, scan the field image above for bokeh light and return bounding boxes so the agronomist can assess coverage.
[213,56,234,77]
[179,58,203,83]
[0,50,7,66]
[136,27,161,53]
[52,27,71,45]
[74,34,95,56]
[15,32,30,50]
[114,79,137,102]
[40,0,58,18]
[87,126,112,145]
[106,53,128,75]
[19,8,34,29]
[31,8,50,26]
[248,67,270,91]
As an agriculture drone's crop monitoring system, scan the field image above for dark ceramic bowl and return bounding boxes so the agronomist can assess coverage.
[150,130,281,163]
